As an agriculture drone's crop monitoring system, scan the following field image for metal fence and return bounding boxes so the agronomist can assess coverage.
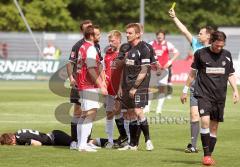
[0,32,239,60]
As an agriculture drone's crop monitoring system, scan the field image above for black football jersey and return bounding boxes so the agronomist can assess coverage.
[15,129,52,145]
[122,41,151,90]
[191,47,235,102]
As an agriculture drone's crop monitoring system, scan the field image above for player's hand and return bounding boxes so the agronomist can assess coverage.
[156,69,162,76]
[117,87,123,98]
[233,91,239,104]
[129,87,137,99]
[168,9,176,18]
[163,60,173,69]
[180,93,187,104]
[69,76,76,87]
[100,86,108,96]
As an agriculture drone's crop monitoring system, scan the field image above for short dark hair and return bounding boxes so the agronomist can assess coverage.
[80,20,93,31]
[156,29,166,36]
[83,25,95,40]
[210,31,226,43]
[93,25,100,31]
[200,26,215,35]
[126,23,141,34]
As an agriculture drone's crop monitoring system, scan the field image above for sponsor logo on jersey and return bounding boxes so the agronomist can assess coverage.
[206,67,225,74]
[200,109,205,114]
[141,59,150,63]
[155,50,163,57]
[222,61,226,66]
[125,59,135,65]
[132,53,135,57]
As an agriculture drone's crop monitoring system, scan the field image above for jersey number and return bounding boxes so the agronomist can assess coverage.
[18,129,40,135]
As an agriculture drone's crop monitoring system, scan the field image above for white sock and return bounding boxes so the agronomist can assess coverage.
[156,93,165,113]
[78,119,93,148]
[77,123,81,147]
[76,117,84,147]
[124,119,130,143]
[105,119,114,144]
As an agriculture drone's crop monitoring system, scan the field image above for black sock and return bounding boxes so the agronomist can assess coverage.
[136,124,141,146]
[71,122,77,142]
[115,117,127,138]
[209,136,217,155]
[129,120,138,147]
[139,119,150,142]
[201,133,211,156]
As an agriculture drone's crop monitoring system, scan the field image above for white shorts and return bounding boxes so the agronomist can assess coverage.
[105,95,115,112]
[157,69,169,86]
[79,89,100,111]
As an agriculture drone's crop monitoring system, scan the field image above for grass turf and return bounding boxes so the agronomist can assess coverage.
[0,81,239,167]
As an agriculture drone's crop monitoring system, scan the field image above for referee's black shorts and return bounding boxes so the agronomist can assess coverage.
[198,97,225,122]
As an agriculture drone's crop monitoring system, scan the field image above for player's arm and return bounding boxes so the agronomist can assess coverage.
[180,51,199,104]
[67,48,78,87]
[30,139,42,146]
[180,69,197,104]
[66,62,76,87]
[129,65,149,98]
[99,63,107,88]
[164,43,180,68]
[168,9,193,44]
[228,74,239,104]
[117,67,123,97]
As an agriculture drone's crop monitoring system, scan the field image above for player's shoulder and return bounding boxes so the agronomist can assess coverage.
[139,41,153,52]
[222,49,231,56]
[72,39,85,50]
[196,47,208,54]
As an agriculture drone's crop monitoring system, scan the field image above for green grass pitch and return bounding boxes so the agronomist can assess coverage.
[0,81,239,167]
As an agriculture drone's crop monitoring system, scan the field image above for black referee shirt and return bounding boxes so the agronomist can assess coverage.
[191,47,235,102]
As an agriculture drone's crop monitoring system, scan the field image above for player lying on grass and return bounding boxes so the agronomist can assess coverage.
[0,128,127,149]
[0,129,73,146]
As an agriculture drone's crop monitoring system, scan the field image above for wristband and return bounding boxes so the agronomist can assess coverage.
[182,85,189,94]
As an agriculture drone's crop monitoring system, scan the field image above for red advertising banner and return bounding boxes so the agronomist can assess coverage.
[171,60,192,83]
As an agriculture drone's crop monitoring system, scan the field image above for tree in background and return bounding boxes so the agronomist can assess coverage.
[1,0,240,32]
[0,0,76,31]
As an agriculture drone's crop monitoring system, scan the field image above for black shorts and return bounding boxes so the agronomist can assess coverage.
[70,88,80,105]
[198,98,225,122]
[121,89,148,109]
[51,130,72,146]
